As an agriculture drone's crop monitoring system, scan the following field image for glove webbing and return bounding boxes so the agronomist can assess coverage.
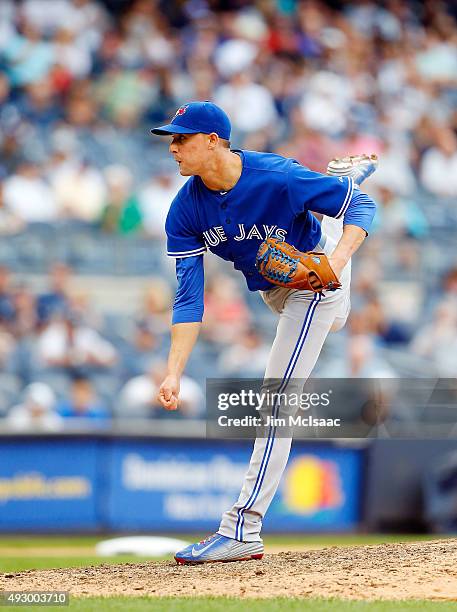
[257,243,298,284]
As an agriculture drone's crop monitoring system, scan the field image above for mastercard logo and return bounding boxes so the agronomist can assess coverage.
[283,455,343,515]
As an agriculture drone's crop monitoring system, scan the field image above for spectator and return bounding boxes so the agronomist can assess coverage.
[419,128,457,197]
[347,333,397,378]
[51,158,106,222]
[137,280,172,335]
[319,331,397,379]
[410,300,457,377]
[442,267,457,299]
[354,295,412,346]
[64,81,99,128]
[214,71,278,139]
[370,141,417,196]
[334,125,384,161]
[0,266,15,329]
[213,39,259,79]
[0,131,24,177]
[17,77,62,127]
[121,321,163,379]
[300,71,354,137]
[36,263,72,324]
[57,375,110,422]
[3,161,58,223]
[0,1,16,47]
[67,0,109,52]
[218,327,271,377]
[276,116,336,174]
[95,63,153,125]
[22,0,85,35]
[3,20,55,87]
[0,324,15,371]
[99,164,143,234]
[6,382,63,431]
[138,162,185,238]
[0,177,25,235]
[52,27,92,79]
[202,275,251,345]
[415,28,457,85]
[373,187,428,239]
[21,0,108,49]
[35,310,117,374]
[118,358,203,419]
[12,283,36,338]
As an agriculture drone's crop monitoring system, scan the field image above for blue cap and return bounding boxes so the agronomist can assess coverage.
[151,101,231,140]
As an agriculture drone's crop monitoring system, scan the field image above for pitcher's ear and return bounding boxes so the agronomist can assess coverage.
[207,132,219,150]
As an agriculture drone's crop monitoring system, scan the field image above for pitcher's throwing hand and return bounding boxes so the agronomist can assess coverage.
[157,374,179,411]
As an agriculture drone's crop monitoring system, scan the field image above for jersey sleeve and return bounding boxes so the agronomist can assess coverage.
[165,194,207,258]
[343,189,377,234]
[287,161,354,219]
[172,256,204,324]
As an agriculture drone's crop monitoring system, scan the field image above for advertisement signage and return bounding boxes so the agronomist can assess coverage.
[268,446,361,530]
[106,440,362,531]
[0,437,362,532]
[0,439,99,530]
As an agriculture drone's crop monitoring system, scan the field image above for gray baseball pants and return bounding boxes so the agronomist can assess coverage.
[218,218,351,541]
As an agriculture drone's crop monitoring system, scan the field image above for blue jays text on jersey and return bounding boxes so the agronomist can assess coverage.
[203,223,288,246]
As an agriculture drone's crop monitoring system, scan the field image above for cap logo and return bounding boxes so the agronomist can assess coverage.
[173,105,188,119]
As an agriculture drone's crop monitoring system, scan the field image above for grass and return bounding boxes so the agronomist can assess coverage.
[8,597,457,612]
[0,532,441,549]
[0,536,103,548]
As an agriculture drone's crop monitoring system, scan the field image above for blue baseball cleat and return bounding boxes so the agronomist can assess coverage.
[326,153,378,185]
[174,533,264,565]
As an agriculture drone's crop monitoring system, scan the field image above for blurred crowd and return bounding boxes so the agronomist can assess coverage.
[0,261,273,429]
[0,0,457,428]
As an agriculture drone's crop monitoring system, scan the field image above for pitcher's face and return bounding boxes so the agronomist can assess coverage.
[169,133,212,176]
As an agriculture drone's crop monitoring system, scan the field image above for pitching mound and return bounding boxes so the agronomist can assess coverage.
[1,539,457,600]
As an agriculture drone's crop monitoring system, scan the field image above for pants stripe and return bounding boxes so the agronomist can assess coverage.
[235,293,321,540]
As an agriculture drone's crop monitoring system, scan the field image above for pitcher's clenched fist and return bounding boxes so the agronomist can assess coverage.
[157,374,180,410]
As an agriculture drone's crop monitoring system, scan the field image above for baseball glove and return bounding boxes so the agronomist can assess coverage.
[256,237,341,293]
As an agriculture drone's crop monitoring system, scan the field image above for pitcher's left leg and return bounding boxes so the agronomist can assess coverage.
[218,288,347,542]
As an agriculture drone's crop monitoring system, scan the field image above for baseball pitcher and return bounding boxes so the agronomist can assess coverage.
[151,101,377,564]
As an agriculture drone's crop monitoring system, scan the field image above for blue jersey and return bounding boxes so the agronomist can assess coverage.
[166,150,356,292]
[167,150,376,324]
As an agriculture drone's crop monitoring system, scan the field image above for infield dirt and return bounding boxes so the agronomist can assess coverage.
[1,539,456,601]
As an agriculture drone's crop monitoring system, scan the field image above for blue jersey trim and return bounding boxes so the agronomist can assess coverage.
[335,178,354,219]
[167,247,207,258]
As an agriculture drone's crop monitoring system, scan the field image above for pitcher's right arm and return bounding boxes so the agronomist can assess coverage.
[158,255,204,410]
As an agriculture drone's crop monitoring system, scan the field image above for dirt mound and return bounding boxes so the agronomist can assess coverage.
[2,539,457,600]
